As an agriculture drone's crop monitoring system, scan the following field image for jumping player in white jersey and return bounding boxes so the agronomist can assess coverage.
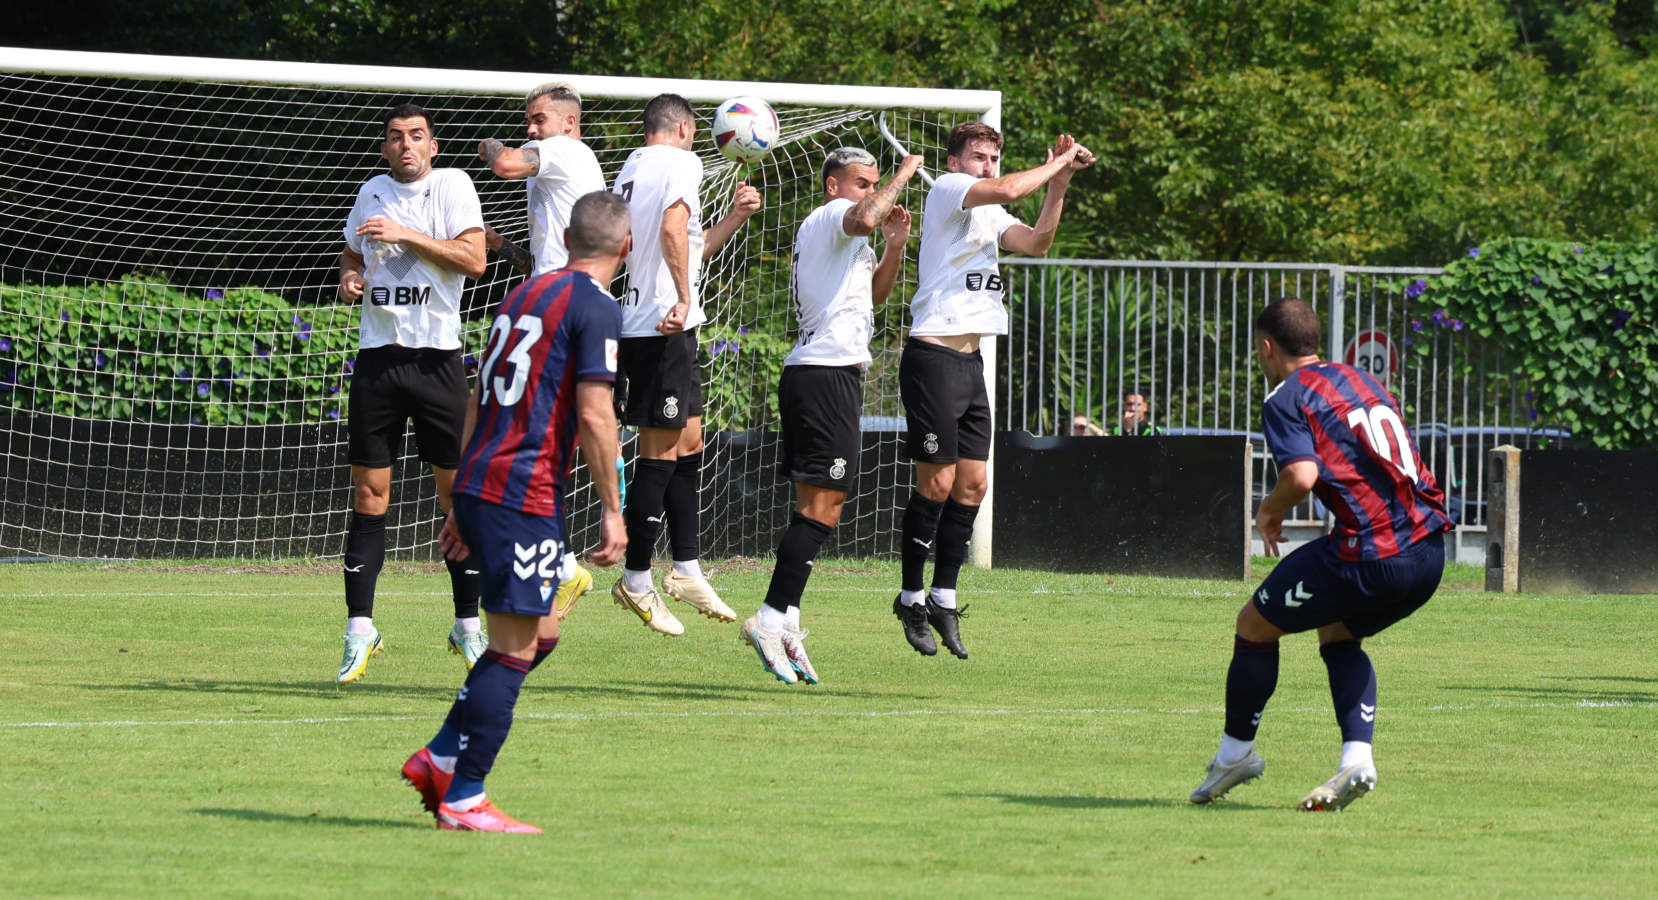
[893,122,1094,659]
[738,148,923,684]
[608,93,762,636]
[335,103,488,683]
[475,81,609,619]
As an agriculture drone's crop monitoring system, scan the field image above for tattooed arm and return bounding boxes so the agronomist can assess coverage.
[841,155,923,237]
[488,227,534,276]
[478,138,542,180]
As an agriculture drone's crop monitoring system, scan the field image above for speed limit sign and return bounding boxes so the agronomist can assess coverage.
[1343,330,1397,384]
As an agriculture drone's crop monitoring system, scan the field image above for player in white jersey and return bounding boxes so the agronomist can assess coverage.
[609,93,761,636]
[737,148,923,684]
[474,81,609,618]
[893,121,1094,660]
[334,103,488,684]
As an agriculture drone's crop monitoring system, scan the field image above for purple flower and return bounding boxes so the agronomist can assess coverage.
[1431,309,1448,325]
[177,367,192,380]
[1405,279,1427,299]
[463,354,477,368]
[1402,337,1412,346]
[1531,276,1541,285]
[1468,247,1480,259]
[738,326,751,336]
[1601,266,1614,275]
[206,288,225,301]
[1525,391,1538,423]
[196,382,210,397]
[1450,318,1465,332]
[94,352,107,368]
[290,314,303,325]
[328,408,341,420]
[1410,319,1423,332]
[1573,245,1583,254]
[298,323,312,342]
[235,370,248,379]
[60,311,70,322]
[344,357,355,373]
[0,337,11,353]
[0,367,14,390]
[1612,310,1632,331]
[710,339,739,357]
[328,383,340,394]
[189,416,202,425]
[256,344,270,359]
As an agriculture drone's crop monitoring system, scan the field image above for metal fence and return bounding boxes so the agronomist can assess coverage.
[998,260,1571,563]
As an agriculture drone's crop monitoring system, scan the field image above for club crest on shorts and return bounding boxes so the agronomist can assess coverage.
[539,579,553,605]
[829,457,847,481]
[663,395,680,420]
[923,433,940,455]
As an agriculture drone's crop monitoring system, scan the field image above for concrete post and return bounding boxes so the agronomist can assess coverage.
[1485,445,1521,592]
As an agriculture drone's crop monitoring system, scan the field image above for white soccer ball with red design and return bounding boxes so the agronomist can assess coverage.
[712,96,779,164]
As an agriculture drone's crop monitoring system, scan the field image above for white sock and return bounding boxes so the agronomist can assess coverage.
[757,604,787,633]
[562,551,579,576]
[455,616,481,634]
[445,791,486,812]
[1340,741,1374,770]
[785,605,801,632]
[428,753,456,774]
[672,559,703,579]
[624,568,654,594]
[1217,735,1254,766]
[899,589,926,607]
[346,616,374,636]
[930,587,957,610]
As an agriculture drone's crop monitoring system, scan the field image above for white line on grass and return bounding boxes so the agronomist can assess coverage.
[4,698,1651,729]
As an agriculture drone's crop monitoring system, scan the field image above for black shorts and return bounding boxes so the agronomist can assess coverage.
[779,364,861,492]
[347,345,469,469]
[1253,532,1445,638]
[899,339,991,463]
[619,330,703,429]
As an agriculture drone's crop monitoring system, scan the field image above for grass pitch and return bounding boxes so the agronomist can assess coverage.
[3,558,1654,897]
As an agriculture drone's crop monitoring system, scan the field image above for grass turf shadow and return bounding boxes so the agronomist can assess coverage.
[191,807,427,829]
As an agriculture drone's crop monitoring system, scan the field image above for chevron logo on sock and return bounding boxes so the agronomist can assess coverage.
[1359,703,1376,723]
[457,733,469,751]
[1251,711,1263,727]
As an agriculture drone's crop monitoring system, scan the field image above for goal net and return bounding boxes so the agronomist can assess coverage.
[0,49,998,561]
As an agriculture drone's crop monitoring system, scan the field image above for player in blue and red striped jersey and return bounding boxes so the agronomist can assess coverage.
[1190,297,1453,812]
[399,191,629,833]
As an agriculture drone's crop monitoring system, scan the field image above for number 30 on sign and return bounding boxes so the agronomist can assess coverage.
[1343,330,1397,384]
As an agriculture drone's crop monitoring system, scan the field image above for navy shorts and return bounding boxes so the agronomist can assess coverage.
[452,494,573,617]
[1252,532,1445,637]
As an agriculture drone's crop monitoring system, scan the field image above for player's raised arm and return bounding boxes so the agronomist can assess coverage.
[962,133,1092,210]
[479,138,541,180]
[872,204,911,305]
[702,181,762,260]
[843,154,922,237]
[999,135,1095,257]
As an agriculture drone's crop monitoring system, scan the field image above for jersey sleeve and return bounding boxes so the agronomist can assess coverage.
[530,137,572,183]
[823,197,858,241]
[571,289,622,383]
[1262,385,1317,467]
[664,152,704,211]
[930,172,976,218]
[343,187,367,254]
[990,206,1022,238]
[435,171,485,239]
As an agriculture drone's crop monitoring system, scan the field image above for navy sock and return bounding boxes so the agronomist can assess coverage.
[763,513,833,613]
[1224,635,1280,741]
[929,500,980,592]
[624,458,675,572]
[529,636,559,671]
[443,650,531,803]
[343,511,386,619]
[666,451,702,563]
[900,491,944,593]
[1321,639,1378,743]
[444,553,480,620]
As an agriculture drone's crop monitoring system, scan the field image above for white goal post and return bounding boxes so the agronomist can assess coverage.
[0,47,1001,562]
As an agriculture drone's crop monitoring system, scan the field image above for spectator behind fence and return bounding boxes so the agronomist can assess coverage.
[1071,414,1105,436]
[1113,389,1162,436]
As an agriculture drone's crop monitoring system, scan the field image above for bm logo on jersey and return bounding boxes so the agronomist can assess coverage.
[369,285,432,306]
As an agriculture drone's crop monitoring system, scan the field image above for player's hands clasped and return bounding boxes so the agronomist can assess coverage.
[356,215,417,246]
[881,204,911,244]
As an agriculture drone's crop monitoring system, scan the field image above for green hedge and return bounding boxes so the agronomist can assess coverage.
[0,277,355,425]
[1409,238,1658,450]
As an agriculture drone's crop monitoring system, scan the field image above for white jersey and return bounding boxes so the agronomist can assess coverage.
[612,144,706,338]
[523,135,606,276]
[343,169,483,350]
[786,198,875,368]
[909,171,1020,337]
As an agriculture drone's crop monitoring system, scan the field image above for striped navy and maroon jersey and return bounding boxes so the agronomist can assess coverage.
[1262,361,1452,561]
[453,269,620,517]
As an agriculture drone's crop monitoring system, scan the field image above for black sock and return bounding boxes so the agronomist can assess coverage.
[1224,635,1280,741]
[929,500,980,592]
[445,553,480,620]
[665,451,702,563]
[624,458,675,572]
[763,513,833,613]
[900,491,944,593]
[530,636,560,671]
[1321,640,1378,743]
[343,511,386,619]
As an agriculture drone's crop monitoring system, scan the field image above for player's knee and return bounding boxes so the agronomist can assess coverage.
[952,477,988,505]
[1234,602,1282,643]
[917,474,952,503]
[352,482,390,514]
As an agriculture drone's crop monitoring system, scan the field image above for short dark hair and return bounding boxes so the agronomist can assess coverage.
[643,93,695,135]
[948,121,1003,158]
[1254,297,1323,357]
[382,103,433,135]
[566,191,631,259]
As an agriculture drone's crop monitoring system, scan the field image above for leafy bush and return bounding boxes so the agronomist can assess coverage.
[698,322,792,432]
[1408,238,1658,449]
[0,277,355,425]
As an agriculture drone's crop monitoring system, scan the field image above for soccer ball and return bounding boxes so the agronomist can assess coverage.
[711,96,779,164]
